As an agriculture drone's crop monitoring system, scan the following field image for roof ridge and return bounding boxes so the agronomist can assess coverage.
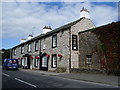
[12,18,85,48]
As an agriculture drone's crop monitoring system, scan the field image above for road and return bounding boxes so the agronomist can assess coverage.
[2,69,118,88]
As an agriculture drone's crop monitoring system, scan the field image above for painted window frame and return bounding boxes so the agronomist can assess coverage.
[43,38,46,50]
[86,55,92,64]
[34,56,38,67]
[52,34,57,48]
[41,56,48,67]
[35,41,38,51]
[72,34,78,50]
[14,49,16,56]
[51,54,57,68]
[27,43,31,53]
[21,45,24,54]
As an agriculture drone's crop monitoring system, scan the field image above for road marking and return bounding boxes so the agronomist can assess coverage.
[2,73,10,77]
[15,78,37,88]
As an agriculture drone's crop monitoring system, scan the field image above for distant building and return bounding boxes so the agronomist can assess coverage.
[11,8,96,73]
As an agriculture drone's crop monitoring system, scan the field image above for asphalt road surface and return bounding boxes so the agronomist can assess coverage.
[2,69,118,89]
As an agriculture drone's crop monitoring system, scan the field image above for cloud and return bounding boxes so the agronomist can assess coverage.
[91,4,118,26]
[1,0,120,2]
[1,2,118,40]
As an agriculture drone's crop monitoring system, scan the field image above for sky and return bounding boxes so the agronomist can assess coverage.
[1,1,119,49]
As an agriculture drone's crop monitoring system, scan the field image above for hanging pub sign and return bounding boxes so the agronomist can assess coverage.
[58,54,62,57]
[18,58,20,60]
[30,56,33,59]
[36,56,40,59]
[72,34,78,50]
[46,54,50,57]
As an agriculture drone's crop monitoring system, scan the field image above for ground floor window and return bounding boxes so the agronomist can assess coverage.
[22,58,27,66]
[34,56,39,67]
[86,55,92,64]
[42,56,47,67]
[21,58,24,66]
[52,54,57,68]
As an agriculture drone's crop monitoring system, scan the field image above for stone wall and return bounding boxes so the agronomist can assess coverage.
[40,29,70,72]
[70,18,95,68]
[78,31,102,70]
[12,29,70,73]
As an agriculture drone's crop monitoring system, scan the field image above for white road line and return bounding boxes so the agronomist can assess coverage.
[2,73,10,77]
[15,78,37,88]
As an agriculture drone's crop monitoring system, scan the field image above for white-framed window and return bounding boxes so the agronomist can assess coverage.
[43,38,46,50]
[35,58,38,67]
[42,56,47,67]
[86,55,92,64]
[28,43,31,52]
[52,54,57,68]
[21,46,24,54]
[72,34,78,50]
[22,58,27,66]
[14,49,16,55]
[35,41,38,51]
[52,35,57,48]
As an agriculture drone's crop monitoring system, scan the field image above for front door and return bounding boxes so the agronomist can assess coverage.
[27,57,30,69]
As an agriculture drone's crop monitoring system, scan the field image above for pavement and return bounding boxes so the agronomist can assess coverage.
[19,68,119,87]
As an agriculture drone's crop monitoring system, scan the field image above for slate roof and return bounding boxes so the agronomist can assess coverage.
[12,17,85,49]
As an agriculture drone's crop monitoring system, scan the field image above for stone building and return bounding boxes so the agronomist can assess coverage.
[71,21,120,74]
[11,8,95,73]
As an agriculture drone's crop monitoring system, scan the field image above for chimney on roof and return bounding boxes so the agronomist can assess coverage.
[20,38,26,43]
[80,7,90,19]
[43,26,52,34]
[28,34,33,40]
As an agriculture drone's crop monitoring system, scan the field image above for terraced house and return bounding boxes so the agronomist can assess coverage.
[11,8,96,73]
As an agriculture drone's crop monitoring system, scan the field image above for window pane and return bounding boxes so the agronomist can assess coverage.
[86,55,92,64]
[72,35,78,50]
[52,35,57,47]
[28,44,31,52]
[52,55,57,67]
[42,56,47,67]
[36,58,38,66]
[35,41,38,51]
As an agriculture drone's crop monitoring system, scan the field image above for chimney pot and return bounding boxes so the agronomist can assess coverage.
[43,25,52,34]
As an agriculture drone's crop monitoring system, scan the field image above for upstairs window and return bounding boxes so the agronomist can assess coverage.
[52,35,57,48]
[28,43,31,52]
[43,38,46,50]
[86,55,92,64]
[72,34,78,50]
[35,41,38,51]
[14,49,16,55]
[21,46,24,54]
[52,54,57,68]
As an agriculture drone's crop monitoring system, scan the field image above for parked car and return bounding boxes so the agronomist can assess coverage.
[3,58,19,70]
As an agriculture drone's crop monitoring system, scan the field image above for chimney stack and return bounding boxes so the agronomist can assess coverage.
[28,34,33,40]
[20,38,26,43]
[80,7,90,19]
[43,26,52,34]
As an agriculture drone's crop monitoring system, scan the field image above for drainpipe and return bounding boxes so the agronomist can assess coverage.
[69,27,71,73]
[39,39,41,70]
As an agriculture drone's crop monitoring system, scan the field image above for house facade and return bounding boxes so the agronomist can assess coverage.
[11,8,96,73]
[76,21,120,74]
